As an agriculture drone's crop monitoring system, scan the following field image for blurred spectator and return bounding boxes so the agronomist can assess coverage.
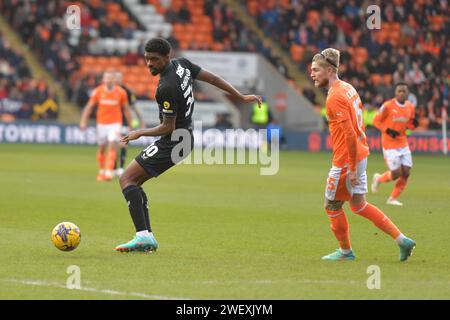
[214,113,233,130]
[0,34,57,121]
[250,96,273,129]
[244,0,449,131]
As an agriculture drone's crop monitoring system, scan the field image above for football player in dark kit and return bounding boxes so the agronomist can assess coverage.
[115,38,262,252]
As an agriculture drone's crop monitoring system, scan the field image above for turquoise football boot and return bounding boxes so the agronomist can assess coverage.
[114,235,158,252]
[399,238,416,261]
[321,249,356,261]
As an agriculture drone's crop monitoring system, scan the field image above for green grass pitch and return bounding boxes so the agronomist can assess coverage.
[1,144,449,299]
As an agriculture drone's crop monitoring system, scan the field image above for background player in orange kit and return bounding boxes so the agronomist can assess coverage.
[79,71,132,181]
[371,83,418,206]
[310,48,416,261]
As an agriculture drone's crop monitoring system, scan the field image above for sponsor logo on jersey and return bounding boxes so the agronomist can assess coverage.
[163,101,171,109]
[99,99,119,105]
[392,116,409,123]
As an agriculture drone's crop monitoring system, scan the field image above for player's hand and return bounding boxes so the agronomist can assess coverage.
[120,130,142,144]
[386,128,400,138]
[241,95,262,107]
[348,170,360,187]
[79,122,87,131]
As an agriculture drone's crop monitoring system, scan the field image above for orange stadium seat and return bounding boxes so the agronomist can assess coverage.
[354,47,368,65]
[109,57,122,67]
[307,10,320,27]
[290,44,305,62]
[370,74,382,86]
[383,74,393,86]
[248,0,259,16]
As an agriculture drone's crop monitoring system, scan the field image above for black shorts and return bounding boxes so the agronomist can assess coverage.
[135,131,193,177]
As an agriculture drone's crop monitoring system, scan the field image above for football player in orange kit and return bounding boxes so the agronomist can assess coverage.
[80,71,132,181]
[371,83,418,206]
[310,48,415,261]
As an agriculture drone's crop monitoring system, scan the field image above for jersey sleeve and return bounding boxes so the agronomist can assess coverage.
[159,85,178,118]
[407,103,417,129]
[88,87,100,106]
[120,88,128,106]
[179,57,202,79]
[129,91,136,105]
[373,103,389,130]
[326,93,350,123]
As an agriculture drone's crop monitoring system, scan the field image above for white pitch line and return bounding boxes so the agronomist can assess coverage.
[5,279,190,300]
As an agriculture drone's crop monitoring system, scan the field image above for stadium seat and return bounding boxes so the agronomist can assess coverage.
[290,44,305,62]
[370,74,382,86]
[382,74,393,86]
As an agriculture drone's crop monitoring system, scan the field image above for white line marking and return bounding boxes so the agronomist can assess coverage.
[5,279,190,300]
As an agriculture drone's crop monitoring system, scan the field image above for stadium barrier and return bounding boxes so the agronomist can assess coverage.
[0,122,448,154]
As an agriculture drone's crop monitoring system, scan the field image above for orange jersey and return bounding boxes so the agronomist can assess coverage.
[88,84,128,124]
[373,98,415,149]
[326,80,370,168]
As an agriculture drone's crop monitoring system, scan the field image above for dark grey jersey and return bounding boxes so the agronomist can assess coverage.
[155,58,201,139]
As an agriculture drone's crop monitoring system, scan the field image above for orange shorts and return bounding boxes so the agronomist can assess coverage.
[325,158,368,201]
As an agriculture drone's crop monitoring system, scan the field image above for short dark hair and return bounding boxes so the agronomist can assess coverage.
[395,82,408,89]
[144,38,171,56]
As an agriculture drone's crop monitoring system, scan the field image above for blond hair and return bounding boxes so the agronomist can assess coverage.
[312,48,340,71]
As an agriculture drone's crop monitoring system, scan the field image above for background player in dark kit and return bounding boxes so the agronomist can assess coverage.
[115,38,262,252]
[114,71,145,177]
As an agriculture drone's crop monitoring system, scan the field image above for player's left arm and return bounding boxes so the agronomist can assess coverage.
[407,105,419,130]
[122,102,133,130]
[195,69,262,107]
[130,104,145,129]
[128,91,145,129]
[373,104,388,131]
[120,90,133,129]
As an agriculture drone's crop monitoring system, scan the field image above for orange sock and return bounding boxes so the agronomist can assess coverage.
[378,171,392,183]
[106,148,117,171]
[391,176,407,199]
[97,150,106,171]
[350,202,401,239]
[326,209,351,250]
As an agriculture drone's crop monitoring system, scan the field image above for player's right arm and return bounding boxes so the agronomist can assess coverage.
[327,93,359,186]
[373,103,389,132]
[374,103,400,138]
[79,101,96,130]
[195,69,262,107]
[80,88,99,130]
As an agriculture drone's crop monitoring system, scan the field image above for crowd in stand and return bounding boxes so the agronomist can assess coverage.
[249,0,449,130]
[1,0,448,130]
[0,35,57,121]
[163,0,291,79]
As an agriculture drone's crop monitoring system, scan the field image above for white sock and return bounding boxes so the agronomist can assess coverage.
[99,169,105,175]
[395,233,407,245]
[340,248,352,254]
[136,230,150,238]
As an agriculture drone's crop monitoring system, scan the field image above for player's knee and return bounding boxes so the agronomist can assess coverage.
[402,168,411,179]
[391,169,402,180]
[324,200,344,211]
[119,172,134,190]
